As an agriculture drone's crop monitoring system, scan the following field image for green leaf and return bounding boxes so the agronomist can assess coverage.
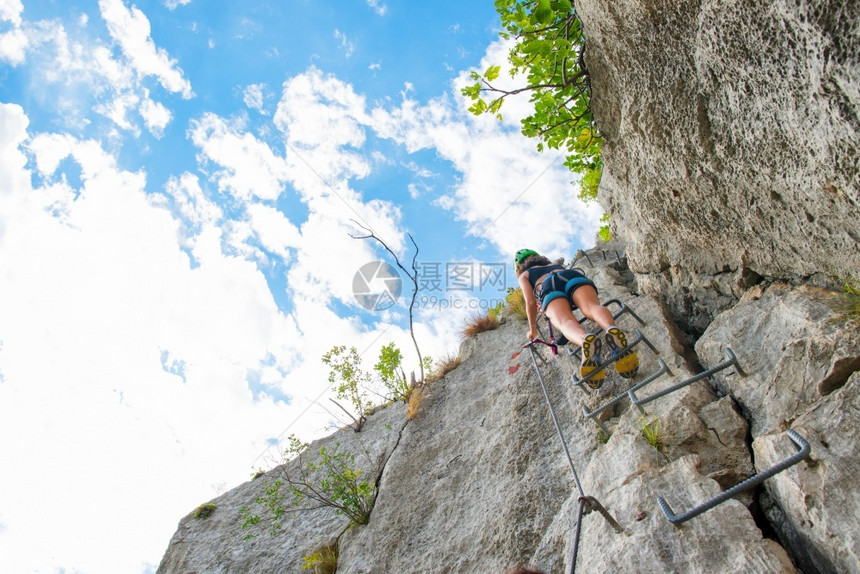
[484,64,501,81]
[535,0,552,23]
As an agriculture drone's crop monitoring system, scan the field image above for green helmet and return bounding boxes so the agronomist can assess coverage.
[514,249,538,270]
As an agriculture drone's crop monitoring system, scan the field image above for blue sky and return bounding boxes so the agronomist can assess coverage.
[0,1,602,572]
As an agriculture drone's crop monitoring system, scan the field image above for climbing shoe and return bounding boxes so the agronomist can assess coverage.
[605,327,639,379]
[580,334,605,389]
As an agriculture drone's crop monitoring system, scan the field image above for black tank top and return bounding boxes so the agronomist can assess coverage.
[526,264,563,289]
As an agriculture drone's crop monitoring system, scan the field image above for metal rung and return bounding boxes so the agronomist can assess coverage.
[572,330,659,392]
[574,249,592,267]
[629,348,743,414]
[582,359,672,435]
[657,430,811,525]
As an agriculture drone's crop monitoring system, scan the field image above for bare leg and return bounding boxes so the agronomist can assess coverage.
[544,298,588,346]
[575,285,640,378]
[572,286,614,330]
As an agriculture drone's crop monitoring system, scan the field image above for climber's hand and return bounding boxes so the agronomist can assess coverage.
[526,327,538,341]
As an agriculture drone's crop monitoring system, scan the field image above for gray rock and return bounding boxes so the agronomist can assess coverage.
[754,372,860,574]
[697,283,859,571]
[696,283,860,437]
[578,0,860,331]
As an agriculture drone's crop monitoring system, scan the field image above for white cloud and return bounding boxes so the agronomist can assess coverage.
[0,0,26,64]
[94,89,140,133]
[245,202,301,260]
[164,0,192,9]
[0,27,27,64]
[139,92,172,137]
[0,0,23,25]
[163,172,223,229]
[359,38,602,256]
[189,112,290,201]
[243,83,266,113]
[7,7,182,136]
[275,67,371,184]
[0,105,313,573]
[334,29,355,59]
[366,0,387,17]
[99,0,193,98]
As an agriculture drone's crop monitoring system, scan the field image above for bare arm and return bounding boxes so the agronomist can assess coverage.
[518,271,540,340]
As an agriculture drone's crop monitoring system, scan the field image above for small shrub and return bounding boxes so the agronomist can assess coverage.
[193,502,216,519]
[375,342,410,402]
[462,311,501,337]
[302,541,338,573]
[506,287,527,319]
[241,442,376,537]
[639,416,665,452]
[251,468,266,480]
[488,300,505,320]
[596,428,610,445]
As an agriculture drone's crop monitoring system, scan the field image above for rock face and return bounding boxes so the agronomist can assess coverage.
[697,284,860,573]
[578,0,860,333]
[158,250,803,573]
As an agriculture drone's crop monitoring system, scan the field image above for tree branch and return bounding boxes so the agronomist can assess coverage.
[349,219,426,385]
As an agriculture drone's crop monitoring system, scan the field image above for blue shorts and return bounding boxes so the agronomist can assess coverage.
[535,269,597,312]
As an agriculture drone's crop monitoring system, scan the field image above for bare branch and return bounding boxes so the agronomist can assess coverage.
[348,219,426,385]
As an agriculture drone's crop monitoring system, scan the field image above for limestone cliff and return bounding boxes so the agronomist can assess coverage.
[579,0,859,333]
[156,247,859,572]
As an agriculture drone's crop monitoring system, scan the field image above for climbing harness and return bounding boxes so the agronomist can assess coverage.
[523,338,624,574]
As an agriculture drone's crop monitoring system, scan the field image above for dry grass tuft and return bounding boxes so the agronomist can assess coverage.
[506,287,527,319]
[434,353,463,380]
[407,386,425,420]
[302,541,338,574]
[462,311,501,337]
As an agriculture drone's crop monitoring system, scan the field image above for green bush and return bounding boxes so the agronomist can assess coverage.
[193,502,216,519]
[640,416,665,453]
[240,441,377,538]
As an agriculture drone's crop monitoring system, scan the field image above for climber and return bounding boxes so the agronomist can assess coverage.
[515,248,639,387]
